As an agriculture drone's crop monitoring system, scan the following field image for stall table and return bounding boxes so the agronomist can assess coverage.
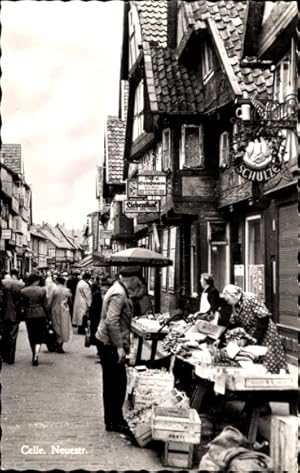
[131,320,169,364]
[174,353,298,443]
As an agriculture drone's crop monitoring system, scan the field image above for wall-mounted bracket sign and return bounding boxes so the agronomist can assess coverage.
[123,199,160,216]
[137,173,167,196]
[232,95,297,183]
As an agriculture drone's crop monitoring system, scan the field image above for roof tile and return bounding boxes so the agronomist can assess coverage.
[190,1,273,100]
[105,116,125,184]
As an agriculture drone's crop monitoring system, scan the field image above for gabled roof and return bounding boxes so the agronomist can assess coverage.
[134,0,168,47]
[146,44,205,114]
[105,116,126,184]
[188,0,273,99]
[39,224,74,250]
[56,224,82,250]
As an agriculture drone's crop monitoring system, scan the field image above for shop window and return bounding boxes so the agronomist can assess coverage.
[219,131,230,168]
[273,39,296,103]
[190,224,198,297]
[132,80,144,141]
[161,229,169,290]
[168,227,177,292]
[201,41,214,83]
[207,221,230,292]
[180,125,204,169]
[162,129,171,171]
[245,215,264,300]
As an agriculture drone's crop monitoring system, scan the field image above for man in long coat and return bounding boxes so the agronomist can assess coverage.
[72,272,92,334]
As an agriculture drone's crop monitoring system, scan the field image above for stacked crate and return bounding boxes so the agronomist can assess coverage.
[132,369,174,409]
[152,407,201,468]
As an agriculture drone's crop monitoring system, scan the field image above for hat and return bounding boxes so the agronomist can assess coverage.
[62,271,69,277]
[119,266,142,277]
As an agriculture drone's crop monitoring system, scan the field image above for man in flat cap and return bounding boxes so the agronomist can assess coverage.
[95,266,141,438]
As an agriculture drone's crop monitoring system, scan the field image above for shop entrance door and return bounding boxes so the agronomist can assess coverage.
[208,222,229,292]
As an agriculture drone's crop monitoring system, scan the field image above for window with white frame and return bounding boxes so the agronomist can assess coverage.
[273,39,296,102]
[132,80,144,141]
[201,41,214,83]
[177,3,186,47]
[161,229,169,290]
[168,227,177,292]
[155,143,162,172]
[219,131,230,168]
[190,224,198,297]
[180,125,204,169]
[128,6,141,70]
[162,129,171,171]
[48,246,55,258]
[245,215,264,300]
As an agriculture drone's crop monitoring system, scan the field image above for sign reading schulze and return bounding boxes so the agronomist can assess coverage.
[123,199,160,214]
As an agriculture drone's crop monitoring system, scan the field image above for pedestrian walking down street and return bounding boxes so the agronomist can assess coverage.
[66,271,80,320]
[45,270,56,300]
[89,276,103,352]
[95,266,140,439]
[20,273,50,366]
[1,269,25,364]
[72,272,92,334]
[48,276,73,353]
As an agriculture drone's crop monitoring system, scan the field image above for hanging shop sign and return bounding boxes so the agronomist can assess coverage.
[137,174,167,196]
[99,230,113,240]
[232,95,297,183]
[123,199,160,215]
[127,177,138,198]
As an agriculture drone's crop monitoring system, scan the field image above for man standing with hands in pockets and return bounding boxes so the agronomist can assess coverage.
[95,266,141,439]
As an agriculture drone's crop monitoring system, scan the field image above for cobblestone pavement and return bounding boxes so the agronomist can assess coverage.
[1,322,165,471]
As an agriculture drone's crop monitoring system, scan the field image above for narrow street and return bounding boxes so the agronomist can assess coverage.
[1,323,163,471]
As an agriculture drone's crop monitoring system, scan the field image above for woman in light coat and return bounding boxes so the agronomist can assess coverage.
[49,276,72,353]
[72,272,92,334]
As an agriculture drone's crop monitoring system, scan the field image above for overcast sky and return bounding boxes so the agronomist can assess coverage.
[1,0,124,230]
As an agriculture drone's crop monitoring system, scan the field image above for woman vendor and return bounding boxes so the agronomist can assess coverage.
[195,273,221,323]
[221,284,288,374]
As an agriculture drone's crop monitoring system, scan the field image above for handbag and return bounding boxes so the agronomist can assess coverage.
[45,320,57,352]
[84,319,91,348]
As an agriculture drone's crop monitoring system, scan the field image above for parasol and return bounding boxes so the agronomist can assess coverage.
[104,247,173,267]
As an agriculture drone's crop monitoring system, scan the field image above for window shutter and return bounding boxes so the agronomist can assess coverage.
[278,203,299,327]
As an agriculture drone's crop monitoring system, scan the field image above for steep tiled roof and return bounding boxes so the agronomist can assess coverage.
[106,116,125,184]
[189,0,273,99]
[149,46,205,113]
[134,0,168,47]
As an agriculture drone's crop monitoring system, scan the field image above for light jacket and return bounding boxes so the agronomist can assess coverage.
[95,280,133,353]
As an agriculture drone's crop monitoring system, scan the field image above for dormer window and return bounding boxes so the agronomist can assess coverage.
[177,3,186,48]
[201,41,214,84]
[180,125,204,169]
[219,131,230,168]
[132,80,144,141]
[273,39,296,103]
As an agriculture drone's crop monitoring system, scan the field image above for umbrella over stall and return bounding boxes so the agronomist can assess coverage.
[104,247,172,267]
[104,247,173,312]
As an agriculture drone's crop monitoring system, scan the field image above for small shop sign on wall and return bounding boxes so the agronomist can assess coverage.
[137,173,167,196]
[123,199,160,218]
[2,229,12,240]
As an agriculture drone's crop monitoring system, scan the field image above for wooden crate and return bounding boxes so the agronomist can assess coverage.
[152,407,201,444]
[226,372,298,391]
[135,371,174,391]
[270,415,299,473]
[133,422,152,448]
[162,441,194,469]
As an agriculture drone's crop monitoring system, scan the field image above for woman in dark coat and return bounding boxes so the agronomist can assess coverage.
[89,277,103,348]
[195,273,221,323]
[21,273,50,366]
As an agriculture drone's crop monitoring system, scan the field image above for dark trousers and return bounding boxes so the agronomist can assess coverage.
[97,341,127,428]
[1,320,19,364]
